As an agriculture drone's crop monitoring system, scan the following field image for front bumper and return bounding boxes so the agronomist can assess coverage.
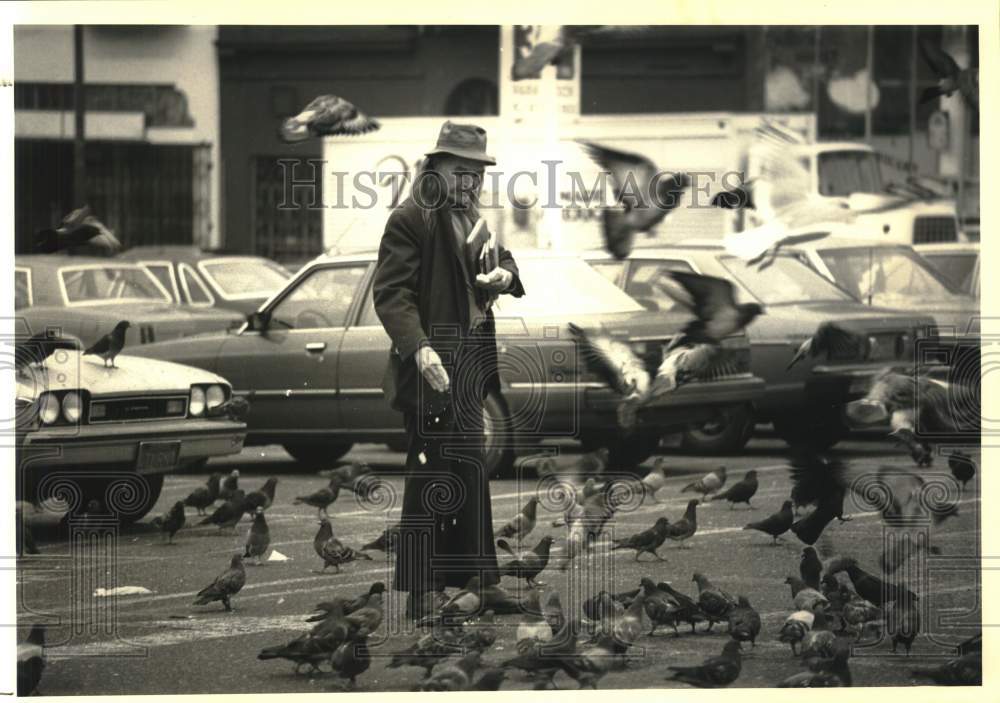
[16,417,247,473]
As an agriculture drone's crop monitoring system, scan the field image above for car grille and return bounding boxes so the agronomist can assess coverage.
[87,395,188,423]
[913,216,957,244]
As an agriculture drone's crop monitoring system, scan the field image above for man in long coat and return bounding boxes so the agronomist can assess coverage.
[373,121,525,618]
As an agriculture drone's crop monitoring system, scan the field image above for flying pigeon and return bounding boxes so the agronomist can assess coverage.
[83,321,130,368]
[192,553,246,612]
[787,322,870,371]
[279,95,380,143]
[918,38,978,109]
[578,140,691,259]
[30,205,121,256]
[659,271,764,352]
[948,450,976,488]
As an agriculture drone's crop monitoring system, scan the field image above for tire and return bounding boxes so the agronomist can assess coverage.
[484,391,515,479]
[772,410,848,450]
[282,442,354,468]
[680,403,756,454]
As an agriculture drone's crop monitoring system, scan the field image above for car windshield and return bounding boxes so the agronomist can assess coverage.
[494,256,644,317]
[818,246,970,306]
[200,259,290,299]
[718,254,854,305]
[59,265,171,305]
[817,150,882,196]
[920,252,978,295]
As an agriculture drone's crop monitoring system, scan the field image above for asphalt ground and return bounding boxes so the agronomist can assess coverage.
[17,433,981,693]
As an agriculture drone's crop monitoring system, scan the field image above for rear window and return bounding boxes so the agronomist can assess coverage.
[200,259,290,299]
[817,246,969,306]
[59,265,171,305]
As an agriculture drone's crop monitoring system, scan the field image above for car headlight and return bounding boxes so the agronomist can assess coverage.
[39,393,61,425]
[206,384,226,410]
[189,386,206,416]
[62,391,82,423]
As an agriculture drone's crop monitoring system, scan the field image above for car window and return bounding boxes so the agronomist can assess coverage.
[15,268,31,310]
[60,265,172,305]
[358,285,380,327]
[921,253,978,294]
[200,259,290,299]
[142,263,178,302]
[270,264,368,329]
[180,264,214,305]
[589,261,626,286]
[625,259,696,312]
[718,255,854,305]
[494,256,644,317]
[817,246,968,306]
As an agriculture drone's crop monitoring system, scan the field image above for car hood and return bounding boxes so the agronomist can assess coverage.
[16,350,230,400]
[495,308,692,341]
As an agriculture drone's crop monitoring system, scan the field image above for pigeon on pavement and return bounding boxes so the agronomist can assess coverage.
[744,500,794,544]
[657,581,708,634]
[497,497,539,541]
[666,640,743,688]
[948,451,976,488]
[184,472,222,515]
[361,523,401,553]
[329,627,372,690]
[711,470,758,509]
[83,321,130,368]
[885,594,920,654]
[219,469,240,501]
[150,501,186,544]
[279,95,380,143]
[243,477,278,515]
[785,577,830,612]
[294,478,342,518]
[612,516,671,561]
[640,459,669,503]
[801,547,823,589]
[779,643,852,686]
[243,506,270,564]
[911,652,981,685]
[800,608,837,660]
[827,557,918,606]
[197,489,246,531]
[414,650,483,691]
[728,595,762,648]
[664,499,699,547]
[192,554,246,612]
[497,535,554,587]
[312,518,372,573]
[779,610,815,655]
[693,572,737,631]
[418,575,483,628]
[682,466,728,501]
[640,578,684,636]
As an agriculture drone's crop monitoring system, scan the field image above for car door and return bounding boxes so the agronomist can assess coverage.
[336,272,402,432]
[213,262,369,436]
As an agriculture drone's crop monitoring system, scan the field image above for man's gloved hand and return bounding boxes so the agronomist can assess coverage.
[415,344,450,393]
[475,266,513,294]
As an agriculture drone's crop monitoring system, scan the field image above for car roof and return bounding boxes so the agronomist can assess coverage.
[16,254,149,270]
[582,242,725,258]
[311,247,599,266]
[912,242,980,253]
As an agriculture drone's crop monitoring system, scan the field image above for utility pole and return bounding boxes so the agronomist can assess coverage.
[73,25,86,206]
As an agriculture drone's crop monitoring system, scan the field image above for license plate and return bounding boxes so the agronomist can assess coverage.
[137,441,181,474]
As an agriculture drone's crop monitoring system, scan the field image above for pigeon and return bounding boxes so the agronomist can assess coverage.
[308,583,387,621]
[567,322,650,430]
[611,516,671,561]
[557,632,625,689]
[828,557,918,606]
[471,669,507,690]
[682,466,728,501]
[541,590,565,635]
[219,469,240,501]
[388,627,463,676]
[242,477,278,515]
[799,608,837,660]
[481,582,538,616]
[656,581,708,633]
[912,652,981,685]
[294,478,342,518]
[515,590,554,647]
[211,395,251,422]
[785,577,830,612]
[664,499,699,548]
[693,572,737,631]
[497,535,554,587]
[418,576,483,628]
[83,320,130,368]
[918,38,978,109]
[711,182,756,210]
[744,500,795,544]
[361,523,401,553]
[329,628,372,690]
[786,453,855,544]
[640,458,669,503]
[710,470,758,509]
[640,578,684,636]
[787,322,869,371]
[150,500,186,544]
[648,342,737,398]
[666,640,743,688]
[279,95,379,143]
[948,451,976,488]
[728,595,762,648]
[496,497,539,541]
[197,489,246,531]
[820,574,852,631]
[312,518,372,573]
[414,650,482,692]
[243,506,270,564]
[779,644,852,686]
[183,472,222,515]
[344,588,385,634]
[800,547,823,589]
[578,140,691,259]
[502,618,581,687]
[30,205,121,256]
[612,589,648,648]
[885,594,920,654]
[319,461,373,490]
[192,553,246,612]
[659,272,764,352]
[582,590,623,627]
[779,610,815,655]
[258,631,338,674]
[15,330,80,377]
[17,624,45,696]
[841,593,883,641]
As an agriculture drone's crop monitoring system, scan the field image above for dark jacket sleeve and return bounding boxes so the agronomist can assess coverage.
[373,209,428,360]
[497,245,525,298]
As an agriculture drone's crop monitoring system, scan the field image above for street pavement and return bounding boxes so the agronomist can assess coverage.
[18,433,981,693]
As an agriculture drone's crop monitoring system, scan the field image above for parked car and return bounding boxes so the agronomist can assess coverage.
[585,244,938,452]
[789,237,980,336]
[15,338,247,523]
[915,242,980,299]
[14,255,244,350]
[120,245,292,315]
[127,249,765,475]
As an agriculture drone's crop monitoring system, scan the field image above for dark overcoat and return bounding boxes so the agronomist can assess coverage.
[372,196,525,592]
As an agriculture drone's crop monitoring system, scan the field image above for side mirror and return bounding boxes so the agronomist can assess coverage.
[247,310,269,332]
